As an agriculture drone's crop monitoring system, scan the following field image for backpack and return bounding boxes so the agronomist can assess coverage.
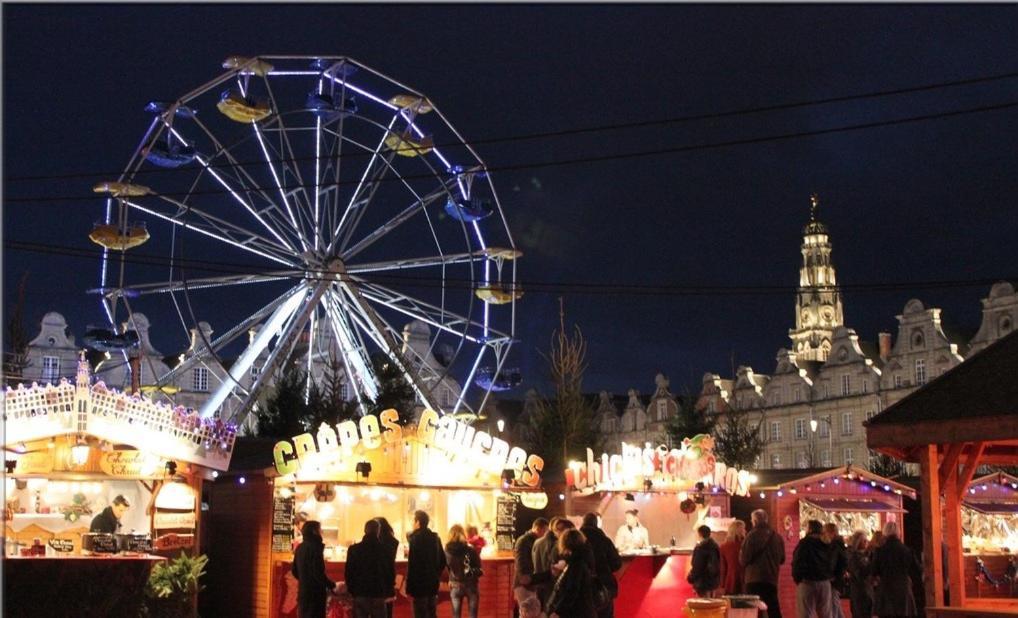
[449,547,481,582]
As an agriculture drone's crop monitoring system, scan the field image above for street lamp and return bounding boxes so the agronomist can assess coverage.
[810,414,833,467]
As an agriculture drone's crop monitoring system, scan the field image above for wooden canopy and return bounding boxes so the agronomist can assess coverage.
[866,329,1018,614]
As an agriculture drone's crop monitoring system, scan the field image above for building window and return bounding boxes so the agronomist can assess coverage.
[912,331,924,350]
[193,367,209,392]
[250,365,260,381]
[877,399,883,413]
[773,390,782,406]
[771,453,783,469]
[770,421,782,443]
[821,449,832,467]
[862,380,868,393]
[707,400,716,413]
[818,420,830,438]
[894,375,903,388]
[656,399,668,421]
[794,418,807,440]
[793,387,801,403]
[841,375,851,396]
[750,421,761,438]
[823,382,830,398]
[796,452,809,469]
[841,412,853,436]
[915,359,927,385]
[866,410,877,422]
[42,356,60,382]
[843,447,854,464]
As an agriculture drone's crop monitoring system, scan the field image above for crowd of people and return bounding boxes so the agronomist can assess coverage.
[682,511,921,618]
[290,508,920,618]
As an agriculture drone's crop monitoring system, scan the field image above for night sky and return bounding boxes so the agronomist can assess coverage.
[4,5,1018,397]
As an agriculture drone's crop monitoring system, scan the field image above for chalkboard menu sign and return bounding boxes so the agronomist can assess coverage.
[271,493,295,553]
[495,494,519,552]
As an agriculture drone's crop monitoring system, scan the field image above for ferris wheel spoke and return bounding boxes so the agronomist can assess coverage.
[342,182,456,262]
[110,270,300,297]
[334,272,439,411]
[252,123,310,254]
[123,200,296,267]
[180,119,301,254]
[328,114,399,254]
[322,290,378,404]
[345,251,489,275]
[355,280,507,345]
[157,288,303,387]
[151,192,296,257]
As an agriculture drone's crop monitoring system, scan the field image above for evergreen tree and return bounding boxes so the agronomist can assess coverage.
[362,352,418,423]
[713,409,765,469]
[253,364,310,438]
[306,354,359,428]
[665,396,717,446]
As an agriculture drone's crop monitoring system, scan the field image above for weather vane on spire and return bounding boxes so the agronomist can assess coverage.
[810,193,820,221]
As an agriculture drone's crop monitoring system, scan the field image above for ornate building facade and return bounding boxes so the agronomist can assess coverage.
[699,199,1017,470]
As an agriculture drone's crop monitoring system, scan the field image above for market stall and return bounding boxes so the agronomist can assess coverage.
[962,471,1018,599]
[867,329,1018,617]
[731,465,914,616]
[564,434,755,617]
[211,408,543,618]
[2,354,235,615]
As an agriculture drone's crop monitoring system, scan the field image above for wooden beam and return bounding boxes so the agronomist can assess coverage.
[956,441,987,500]
[938,443,965,489]
[919,444,944,608]
[867,414,1018,452]
[944,471,966,608]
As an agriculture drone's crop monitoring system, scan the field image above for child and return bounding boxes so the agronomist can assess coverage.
[519,595,546,618]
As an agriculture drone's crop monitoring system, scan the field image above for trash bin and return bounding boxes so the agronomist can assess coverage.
[685,598,727,618]
[723,595,765,618]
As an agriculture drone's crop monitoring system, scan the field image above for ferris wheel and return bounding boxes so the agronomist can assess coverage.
[90,56,521,424]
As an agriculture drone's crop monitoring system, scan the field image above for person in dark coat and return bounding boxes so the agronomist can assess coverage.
[532,517,565,607]
[445,524,482,618]
[514,517,550,609]
[373,517,399,618]
[740,509,785,618]
[291,521,336,618]
[346,519,396,618]
[89,495,130,533]
[845,530,873,618]
[406,510,446,618]
[823,523,848,618]
[546,529,597,618]
[580,513,622,618]
[688,525,721,597]
[792,520,833,618]
[870,521,919,618]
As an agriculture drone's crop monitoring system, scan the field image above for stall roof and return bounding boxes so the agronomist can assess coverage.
[963,501,1018,515]
[752,465,917,500]
[867,330,1018,462]
[967,471,1018,490]
[801,497,907,513]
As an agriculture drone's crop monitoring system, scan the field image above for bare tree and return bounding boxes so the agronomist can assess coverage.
[4,272,30,383]
[523,299,600,473]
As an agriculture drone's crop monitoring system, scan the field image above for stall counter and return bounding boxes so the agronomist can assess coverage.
[3,554,166,617]
[271,552,516,618]
[614,549,697,618]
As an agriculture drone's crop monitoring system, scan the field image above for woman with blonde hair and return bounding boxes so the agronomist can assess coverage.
[719,520,747,595]
[445,524,482,618]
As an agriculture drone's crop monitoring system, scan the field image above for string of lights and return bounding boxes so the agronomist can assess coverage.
[6,69,1016,183]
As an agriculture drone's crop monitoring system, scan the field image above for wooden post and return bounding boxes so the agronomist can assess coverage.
[919,444,944,608]
[943,453,965,608]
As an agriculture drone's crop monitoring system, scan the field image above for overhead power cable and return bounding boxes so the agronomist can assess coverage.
[6,240,1013,298]
[5,69,1018,183]
[6,98,1018,205]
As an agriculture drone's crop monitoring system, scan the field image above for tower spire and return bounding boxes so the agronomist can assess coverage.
[810,193,819,222]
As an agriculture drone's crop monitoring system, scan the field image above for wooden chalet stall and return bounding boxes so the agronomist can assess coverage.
[205,409,544,618]
[732,465,914,617]
[962,472,1018,600]
[867,329,1018,617]
[564,435,756,617]
[2,354,235,615]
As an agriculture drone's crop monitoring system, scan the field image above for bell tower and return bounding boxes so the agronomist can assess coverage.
[789,195,844,362]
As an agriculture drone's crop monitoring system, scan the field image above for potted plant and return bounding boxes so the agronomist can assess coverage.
[143,553,208,617]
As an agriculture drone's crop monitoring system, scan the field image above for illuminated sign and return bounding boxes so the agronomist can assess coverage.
[272,409,543,488]
[564,434,754,497]
[99,450,163,477]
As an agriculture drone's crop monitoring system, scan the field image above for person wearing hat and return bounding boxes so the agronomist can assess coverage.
[89,495,130,533]
[614,509,649,553]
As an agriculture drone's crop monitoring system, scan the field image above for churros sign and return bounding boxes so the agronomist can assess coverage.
[565,434,754,497]
[272,409,543,488]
